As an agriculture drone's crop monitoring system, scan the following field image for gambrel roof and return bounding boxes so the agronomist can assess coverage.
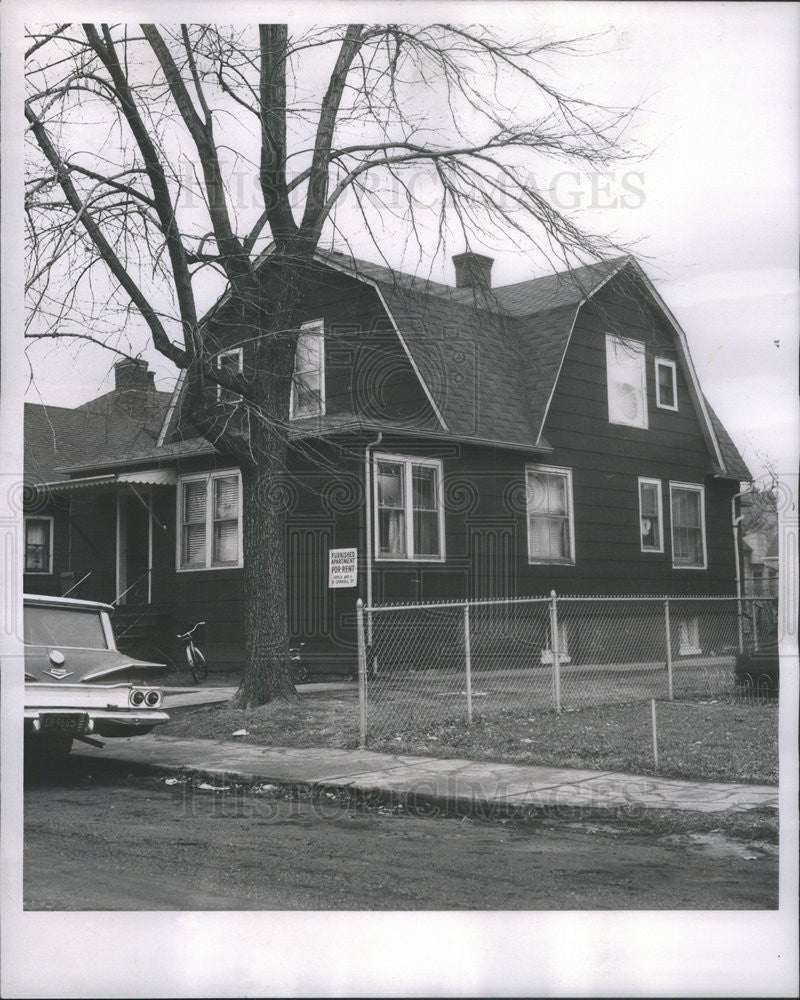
[319,251,750,480]
[26,253,750,484]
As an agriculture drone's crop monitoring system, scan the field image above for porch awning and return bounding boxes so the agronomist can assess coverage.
[42,468,177,493]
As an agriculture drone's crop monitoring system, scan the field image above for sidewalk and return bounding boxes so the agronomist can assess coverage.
[71,731,779,816]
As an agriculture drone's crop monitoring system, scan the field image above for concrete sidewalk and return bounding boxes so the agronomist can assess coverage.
[71,732,779,816]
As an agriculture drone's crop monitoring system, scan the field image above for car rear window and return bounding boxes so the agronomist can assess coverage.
[24,606,109,649]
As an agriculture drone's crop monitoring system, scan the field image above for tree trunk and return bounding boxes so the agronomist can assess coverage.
[230,437,298,707]
[227,259,305,707]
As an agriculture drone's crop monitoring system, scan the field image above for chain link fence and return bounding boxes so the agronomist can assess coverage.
[356,593,778,747]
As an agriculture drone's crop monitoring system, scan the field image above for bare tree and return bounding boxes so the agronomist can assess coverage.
[25,22,638,705]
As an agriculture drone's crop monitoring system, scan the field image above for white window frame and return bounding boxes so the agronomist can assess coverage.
[24,515,54,574]
[669,481,707,570]
[176,469,243,572]
[289,318,326,420]
[655,357,678,411]
[373,452,445,562]
[525,464,576,565]
[637,477,664,553]
[215,347,244,402]
[606,334,648,429]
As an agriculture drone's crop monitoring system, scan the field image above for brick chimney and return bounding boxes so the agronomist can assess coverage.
[452,251,494,289]
[114,358,155,390]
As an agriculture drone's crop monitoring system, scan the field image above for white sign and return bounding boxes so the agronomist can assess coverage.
[328,547,358,588]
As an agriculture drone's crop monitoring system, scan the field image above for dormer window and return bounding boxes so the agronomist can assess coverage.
[606,334,648,429]
[290,319,325,419]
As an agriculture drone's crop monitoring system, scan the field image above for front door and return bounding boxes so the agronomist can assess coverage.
[117,493,150,605]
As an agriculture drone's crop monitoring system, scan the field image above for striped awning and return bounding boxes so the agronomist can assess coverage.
[42,469,177,493]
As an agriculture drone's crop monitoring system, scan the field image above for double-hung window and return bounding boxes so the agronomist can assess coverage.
[290,319,325,419]
[606,334,648,428]
[655,358,678,410]
[178,470,242,570]
[669,482,706,569]
[216,347,243,402]
[638,478,663,552]
[374,454,444,560]
[526,465,575,564]
[25,516,53,573]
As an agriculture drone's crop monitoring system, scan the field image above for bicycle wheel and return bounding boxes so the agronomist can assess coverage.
[191,645,208,682]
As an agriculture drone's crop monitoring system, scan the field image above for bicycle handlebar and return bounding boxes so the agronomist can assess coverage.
[177,621,206,641]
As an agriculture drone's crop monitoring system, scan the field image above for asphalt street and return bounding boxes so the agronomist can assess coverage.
[24,756,778,910]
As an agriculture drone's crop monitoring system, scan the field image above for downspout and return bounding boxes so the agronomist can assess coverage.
[364,432,383,614]
[364,432,383,670]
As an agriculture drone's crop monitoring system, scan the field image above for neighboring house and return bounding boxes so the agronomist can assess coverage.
[740,488,779,598]
[24,253,751,672]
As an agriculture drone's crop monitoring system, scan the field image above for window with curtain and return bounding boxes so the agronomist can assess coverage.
[25,517,53,573]
[179,471,242,569]
[670,482,706,569]
[526,465,574,563]
[606,334,648,428]
[638,478,663,552]
[290,319,325,418]
[375,455,443,560]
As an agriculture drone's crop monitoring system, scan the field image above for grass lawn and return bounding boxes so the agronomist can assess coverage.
[161,688,778,785]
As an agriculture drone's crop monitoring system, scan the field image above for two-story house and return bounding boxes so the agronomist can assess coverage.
[24,252,750,673]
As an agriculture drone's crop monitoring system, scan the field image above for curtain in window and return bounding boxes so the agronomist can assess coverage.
[672,488,703,566]
[182,480,207,566]
[607,336,646,426]
[213,476,239,564]
[377,462,406,556]
[25,519,49,571]
[639,482,661,549]
[527,471,570,560]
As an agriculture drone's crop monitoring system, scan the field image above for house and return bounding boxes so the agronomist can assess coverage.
[24,252,751,673]
[740,488,779,598]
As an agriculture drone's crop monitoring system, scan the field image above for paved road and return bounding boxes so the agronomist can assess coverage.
[24,757,777,911]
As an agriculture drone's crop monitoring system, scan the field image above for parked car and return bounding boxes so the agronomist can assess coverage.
[24,594,169,756]
[734,645,779,698]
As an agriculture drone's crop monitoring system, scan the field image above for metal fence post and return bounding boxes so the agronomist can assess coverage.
[464,603,473,724]
[549,590,562,713]
[367,607,377,677]
[357,598,368,749]
[664,599,674,700]
[751,598,760,651]
[736,597,744,654]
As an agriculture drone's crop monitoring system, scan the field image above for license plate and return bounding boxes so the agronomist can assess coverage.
[41,714,89,735]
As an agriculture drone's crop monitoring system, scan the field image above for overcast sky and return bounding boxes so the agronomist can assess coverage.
[21,1,800,482]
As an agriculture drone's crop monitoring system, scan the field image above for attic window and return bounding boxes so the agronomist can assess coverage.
[216,348,243,402]
[606,335,648,429]
[655,358,678,410]
[290,319,325,419]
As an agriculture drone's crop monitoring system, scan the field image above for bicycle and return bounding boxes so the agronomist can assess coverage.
[177,621,208,684]
[290,642,307,684]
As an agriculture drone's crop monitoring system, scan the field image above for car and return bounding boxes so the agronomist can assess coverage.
[24,594,169,757]
[733,645,779,698]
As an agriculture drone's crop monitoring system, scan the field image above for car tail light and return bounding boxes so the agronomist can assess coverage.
[145,690,161,707]
[131,690,145,706]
